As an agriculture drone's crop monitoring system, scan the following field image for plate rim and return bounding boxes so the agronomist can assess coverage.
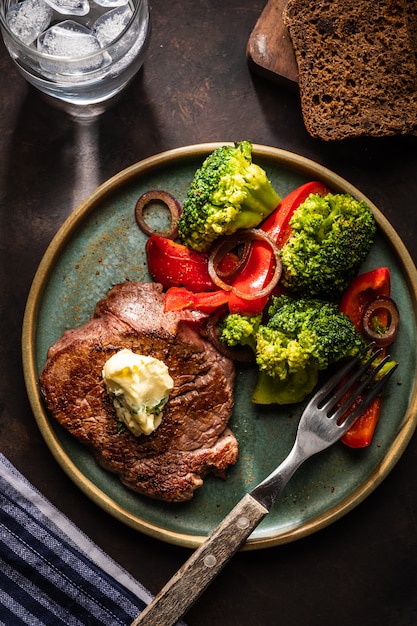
[22,142,417,550]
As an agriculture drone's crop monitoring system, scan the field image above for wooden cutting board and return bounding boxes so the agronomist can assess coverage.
[247,0,299,89]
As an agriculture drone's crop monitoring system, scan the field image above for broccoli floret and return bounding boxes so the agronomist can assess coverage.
[280,192,377,299]
[260,295,366,375]
[219,313,262,352]
[220,295,366,405]
[178,141,280,252]
[252,369,319,405]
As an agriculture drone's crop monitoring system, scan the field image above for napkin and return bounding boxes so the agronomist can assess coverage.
[0,453,185,625]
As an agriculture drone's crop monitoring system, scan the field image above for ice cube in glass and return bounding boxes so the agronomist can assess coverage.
[6,0,52,45]
[93,0,128,8]
[37,20,110,76]
[91,4,132,47]
[43,0,89,16]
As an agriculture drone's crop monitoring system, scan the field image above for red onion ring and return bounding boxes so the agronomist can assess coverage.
[208,239,237,292]
[135,190,182,239]
[361,296,400,347]
[215,242,251,282]
[208,229,282,300]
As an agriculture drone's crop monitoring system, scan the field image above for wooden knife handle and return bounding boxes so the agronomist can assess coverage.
[131,493,268,626]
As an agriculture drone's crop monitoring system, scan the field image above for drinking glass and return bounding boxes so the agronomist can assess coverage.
[0,0,150,106]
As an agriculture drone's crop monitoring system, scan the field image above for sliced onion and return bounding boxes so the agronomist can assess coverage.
[215,242,251,282]
[208,236,243,292]
[232,238,282,300]
[205,307,255,363]
[135,190,182,239]
[361,296,400,347]
[208,229,282,299]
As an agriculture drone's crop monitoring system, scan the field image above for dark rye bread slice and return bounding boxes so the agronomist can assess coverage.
[407,0,417,64]
[283,0,417,140]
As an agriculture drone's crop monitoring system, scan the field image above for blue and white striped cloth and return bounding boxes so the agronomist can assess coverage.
[0,453,183,625]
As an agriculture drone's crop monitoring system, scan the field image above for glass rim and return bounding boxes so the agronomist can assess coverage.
[0,0,147,62]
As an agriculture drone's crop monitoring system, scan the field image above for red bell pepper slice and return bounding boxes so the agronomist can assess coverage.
[164,287,229,314]
[339,267,391,448]
[341,396,383,448]
[228,181,330,314]
[339,266,391,332]
[146,235,240,293]
[146,236,216,292]
[228,240,276,315]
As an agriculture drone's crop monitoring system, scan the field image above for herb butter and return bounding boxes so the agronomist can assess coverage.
[102,349,174,436]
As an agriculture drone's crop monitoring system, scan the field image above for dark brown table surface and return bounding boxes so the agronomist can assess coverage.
[1,1,417,624]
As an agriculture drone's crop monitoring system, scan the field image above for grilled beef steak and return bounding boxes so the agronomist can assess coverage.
[39,282,238,502]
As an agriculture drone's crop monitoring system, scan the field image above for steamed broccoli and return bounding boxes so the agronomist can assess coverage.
[178,141,280,252]
[220,295,366,405]
[280,192,377,300]
[219,313,262,352]
[257,295,366,376]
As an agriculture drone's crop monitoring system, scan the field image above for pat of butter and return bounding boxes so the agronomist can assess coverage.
[102,349,174,436]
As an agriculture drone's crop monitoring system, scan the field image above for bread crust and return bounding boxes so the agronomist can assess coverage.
[284,0,417,140]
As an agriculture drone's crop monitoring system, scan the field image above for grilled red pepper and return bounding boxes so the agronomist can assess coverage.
[146,235,239,292]
[341,396,384,448]
[339,266,391,332]
[146,236,216,291]
[164,287,229,314]
[339,267,391,448]
[228,239,278,315]
[228,181,330,314]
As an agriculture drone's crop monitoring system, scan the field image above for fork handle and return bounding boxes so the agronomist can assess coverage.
[130,493,268,626]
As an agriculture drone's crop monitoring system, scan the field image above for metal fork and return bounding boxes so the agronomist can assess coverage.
[132,351,397,626]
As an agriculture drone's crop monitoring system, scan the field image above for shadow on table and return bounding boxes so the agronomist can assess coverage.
[0,69,161,420]
[1,68,162,241]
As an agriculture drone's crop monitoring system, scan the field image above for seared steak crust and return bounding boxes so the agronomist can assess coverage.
[39,282,238,502]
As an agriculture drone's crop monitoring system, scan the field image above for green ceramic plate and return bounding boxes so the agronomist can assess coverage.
[22,143,417,550]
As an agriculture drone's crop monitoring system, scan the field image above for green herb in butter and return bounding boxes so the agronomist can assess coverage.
[102,348,174,436]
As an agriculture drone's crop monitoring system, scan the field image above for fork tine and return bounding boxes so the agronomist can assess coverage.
[309,357,361,406]
[333,354,390,414]
[324,348,384,412]
[312,348,382,411]
[334,361,398,431]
